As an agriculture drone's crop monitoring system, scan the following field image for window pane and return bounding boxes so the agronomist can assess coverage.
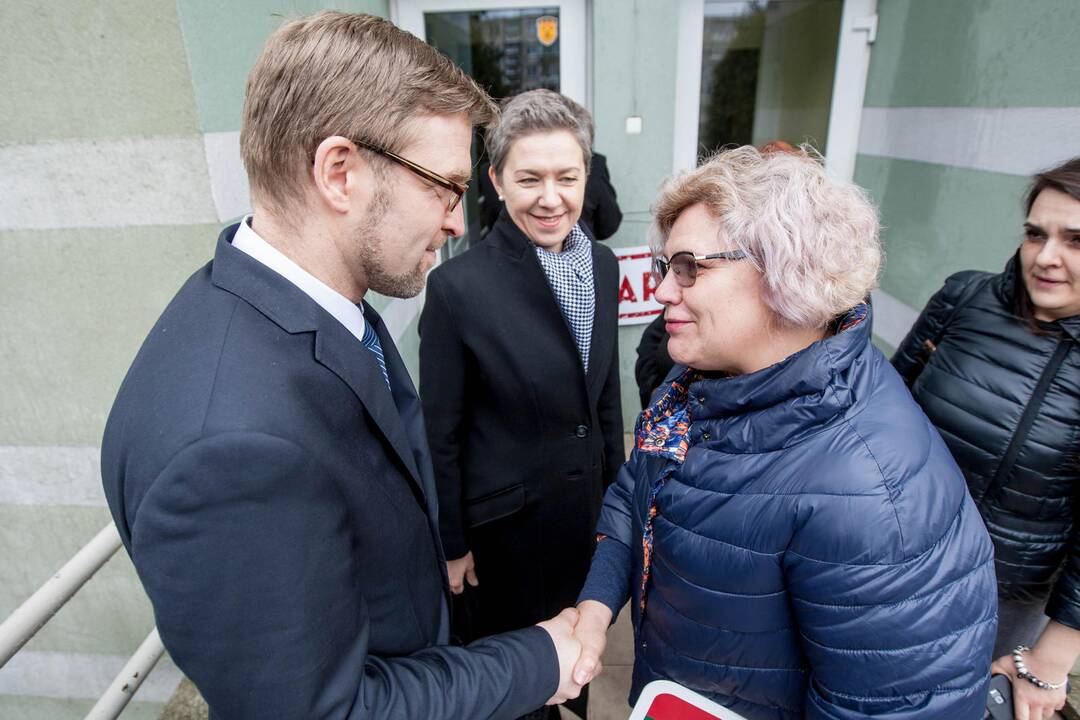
[698,0,842,162]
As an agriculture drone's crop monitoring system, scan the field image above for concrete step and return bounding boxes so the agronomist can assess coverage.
[159,678,207,720]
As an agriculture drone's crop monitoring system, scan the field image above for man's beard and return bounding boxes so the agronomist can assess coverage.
[354,186,432,299]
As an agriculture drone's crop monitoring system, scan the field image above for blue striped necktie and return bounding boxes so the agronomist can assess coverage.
[360,320,391,390]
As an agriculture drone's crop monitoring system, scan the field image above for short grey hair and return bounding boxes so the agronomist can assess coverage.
[650,145,882,329]
[485,89,593,176]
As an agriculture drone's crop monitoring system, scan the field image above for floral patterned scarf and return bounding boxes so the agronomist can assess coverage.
[634,367,699,614]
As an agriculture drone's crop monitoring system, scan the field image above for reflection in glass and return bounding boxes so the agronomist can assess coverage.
[698,0,841,162]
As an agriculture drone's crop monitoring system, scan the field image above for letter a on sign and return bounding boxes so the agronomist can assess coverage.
[537,16,558,47]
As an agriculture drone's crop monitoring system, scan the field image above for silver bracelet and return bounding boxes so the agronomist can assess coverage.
[1012,646,1067,690]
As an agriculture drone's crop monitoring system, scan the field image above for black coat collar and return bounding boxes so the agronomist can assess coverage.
[483,210,615,387]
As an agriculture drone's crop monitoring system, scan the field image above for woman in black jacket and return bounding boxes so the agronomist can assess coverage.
[418,89,623,720]
[893,157,1080,720]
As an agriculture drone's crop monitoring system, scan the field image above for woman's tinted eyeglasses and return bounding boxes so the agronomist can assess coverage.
[352,139,468,212]
[653,249,748,287]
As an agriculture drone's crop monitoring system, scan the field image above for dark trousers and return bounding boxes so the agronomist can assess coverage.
[515,685,588,719]
[451,493,600,720]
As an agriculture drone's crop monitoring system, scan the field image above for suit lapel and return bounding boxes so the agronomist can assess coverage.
[362,302,436,512]
[210,225,425,502]
[489,212,589,374]
[312,319,424,498]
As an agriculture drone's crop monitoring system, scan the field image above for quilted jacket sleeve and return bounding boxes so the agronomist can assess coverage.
[1047,523,1080,630]
[891,271,985,386]
[788,491,998,719]
[595,450,639,549]
[577,452,641,614]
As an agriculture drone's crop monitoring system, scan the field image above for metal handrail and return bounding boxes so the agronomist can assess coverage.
[0,522,171,720]
[85,628,166,720]
[0,523,123,667]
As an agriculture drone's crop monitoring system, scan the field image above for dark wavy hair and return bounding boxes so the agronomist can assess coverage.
[1015,156,1080,330]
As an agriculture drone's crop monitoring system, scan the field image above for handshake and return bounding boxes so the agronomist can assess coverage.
[535,600,615,706]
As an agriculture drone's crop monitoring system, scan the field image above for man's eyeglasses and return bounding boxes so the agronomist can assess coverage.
[653,249,748,287]
[352,139,468,212]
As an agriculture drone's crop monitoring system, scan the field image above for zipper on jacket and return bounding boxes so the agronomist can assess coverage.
[983,338,1073,503]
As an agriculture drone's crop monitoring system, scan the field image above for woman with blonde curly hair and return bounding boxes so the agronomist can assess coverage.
[568,146,997,719]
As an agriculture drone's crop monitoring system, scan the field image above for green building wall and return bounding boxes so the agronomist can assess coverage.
[590,0,682,427]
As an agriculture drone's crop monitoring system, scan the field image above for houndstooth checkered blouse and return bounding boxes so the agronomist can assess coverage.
[534,224,595,373]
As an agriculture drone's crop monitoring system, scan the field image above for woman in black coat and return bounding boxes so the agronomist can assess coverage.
[418,89,623,719]
[893,156,1080,720]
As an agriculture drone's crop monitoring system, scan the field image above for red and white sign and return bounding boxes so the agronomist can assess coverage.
[615,245,662,326]
[629,680,748,720]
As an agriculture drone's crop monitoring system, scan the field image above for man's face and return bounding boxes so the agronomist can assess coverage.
[354,114,473,298]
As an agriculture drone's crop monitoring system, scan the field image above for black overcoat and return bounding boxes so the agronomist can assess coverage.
[419,210,624,638]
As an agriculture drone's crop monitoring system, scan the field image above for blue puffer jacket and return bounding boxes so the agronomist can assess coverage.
[595,307,997,719]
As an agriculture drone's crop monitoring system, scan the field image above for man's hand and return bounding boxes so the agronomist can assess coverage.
[991,651,1067,720]
[536,607,584,705]
[572,600,612,685]
[446,552,478,595]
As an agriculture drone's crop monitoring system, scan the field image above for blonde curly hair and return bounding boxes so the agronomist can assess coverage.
[650,145,882,329]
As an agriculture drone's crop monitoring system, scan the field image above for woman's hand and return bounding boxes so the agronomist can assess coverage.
[995,620,1080,720]
[572,600,613,685]
[445,551,478,595]
[991,648,1067,720]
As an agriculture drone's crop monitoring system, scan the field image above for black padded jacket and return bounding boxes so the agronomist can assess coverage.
[892,255,1080,628]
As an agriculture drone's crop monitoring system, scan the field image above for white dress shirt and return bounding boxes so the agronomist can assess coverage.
[231,215,367,342]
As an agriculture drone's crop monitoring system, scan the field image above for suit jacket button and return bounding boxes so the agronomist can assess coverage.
[575,424,589,438]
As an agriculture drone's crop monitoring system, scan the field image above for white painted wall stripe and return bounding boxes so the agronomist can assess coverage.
[203,131,251,222]
[0,649,181,703]
[871,288,919,349]
[0,137,218,231]
[858,106,1080,177]
[0,446,105,507]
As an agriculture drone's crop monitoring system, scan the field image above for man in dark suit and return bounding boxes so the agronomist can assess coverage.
[100,12,582,719]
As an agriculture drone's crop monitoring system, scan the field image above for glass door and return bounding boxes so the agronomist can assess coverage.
[395,0,587,255]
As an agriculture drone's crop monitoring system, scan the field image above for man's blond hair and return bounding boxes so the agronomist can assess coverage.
[241,11,498,212]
